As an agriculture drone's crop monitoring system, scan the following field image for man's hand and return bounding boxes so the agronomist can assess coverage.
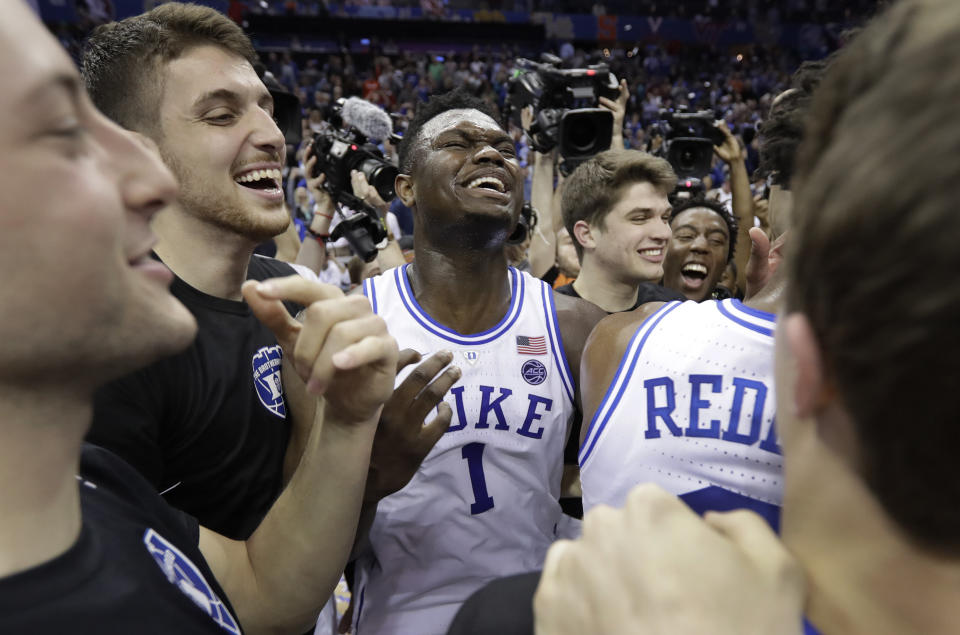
[364,349,461,501]
[599,78,629,150]
[714,120,747,164]
[243,275,398,424]
[534,484,805,635]
[351,168,388,212]
[304,151,335,219]
[744,226,787,300]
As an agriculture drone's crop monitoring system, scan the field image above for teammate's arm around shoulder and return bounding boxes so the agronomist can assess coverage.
[198,275,398,635]
[578,303,664,448]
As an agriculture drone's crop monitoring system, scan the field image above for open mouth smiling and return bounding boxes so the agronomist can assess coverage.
[234,167,282,191]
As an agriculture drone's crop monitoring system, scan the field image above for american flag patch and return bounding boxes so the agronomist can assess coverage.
[516,335,547,355]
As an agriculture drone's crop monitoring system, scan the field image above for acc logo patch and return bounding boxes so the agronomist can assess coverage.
[252,345,286,418]
[521,359,547,386]
[143,529,241,634]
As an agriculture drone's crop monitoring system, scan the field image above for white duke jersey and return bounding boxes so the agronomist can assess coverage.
[580,299,783,529]
[356,265,575,635]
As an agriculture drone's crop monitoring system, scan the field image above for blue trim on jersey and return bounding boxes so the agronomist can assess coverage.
[717,299,774,337]
[363,277,378,315]
[579,301,682,467]
[393,264,525,346]
[731,299,775,322]
[541,281,575,405]
[679,485,781,533]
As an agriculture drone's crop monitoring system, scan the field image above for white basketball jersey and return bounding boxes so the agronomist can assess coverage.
[355,265,575,635]
[580,299,783,528]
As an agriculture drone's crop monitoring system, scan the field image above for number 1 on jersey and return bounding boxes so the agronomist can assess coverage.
[461,442,494,514]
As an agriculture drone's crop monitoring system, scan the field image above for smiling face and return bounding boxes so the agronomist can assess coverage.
[585,181,673,284]
[155,45,289,242]
[0,2,196,388]
[663,206,730,301]
[398,109,523,242]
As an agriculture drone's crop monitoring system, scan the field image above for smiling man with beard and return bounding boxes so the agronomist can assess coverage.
[352,89,605,635]
[80,4,455,561]
[79,4,312,541]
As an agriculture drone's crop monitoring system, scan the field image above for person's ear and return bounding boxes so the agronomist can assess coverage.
[782,313,831,418]
[572,220,596,252]
[395,173,415,208]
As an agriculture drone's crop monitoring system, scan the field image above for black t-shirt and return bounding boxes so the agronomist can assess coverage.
[554,281,685,313]
[88,255,299,540]
[0,445,241,634]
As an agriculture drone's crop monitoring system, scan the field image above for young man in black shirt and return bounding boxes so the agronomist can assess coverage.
[0,3,398,632]
[559,149,685,313]
[82,4,456,543]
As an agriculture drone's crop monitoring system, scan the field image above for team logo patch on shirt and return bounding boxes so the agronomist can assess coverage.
[143,529,241,634]
[521,359,548,385]
[252,345,286,418]
[462,350,480,366]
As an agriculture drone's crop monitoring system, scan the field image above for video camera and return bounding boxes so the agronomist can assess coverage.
[504,54,621,175]
[656,110,726,180]
[306,98,399,262]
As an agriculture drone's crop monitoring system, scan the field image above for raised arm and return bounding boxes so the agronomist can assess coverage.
[714,122,753,293]
[599,78,629,152]
[199,277,397,635]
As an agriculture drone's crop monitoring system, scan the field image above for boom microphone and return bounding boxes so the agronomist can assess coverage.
[341,97,394,142]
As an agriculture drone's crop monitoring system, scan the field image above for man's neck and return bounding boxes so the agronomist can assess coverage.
[0,384,89,579]
[408,243,512,335]
[783,432,960,634]
[153,205,257,301]
[572,258,642,313]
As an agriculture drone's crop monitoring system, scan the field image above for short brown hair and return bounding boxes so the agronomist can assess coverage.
[561,150,676,260]
[82,2,257,133]
[789,0,960,552]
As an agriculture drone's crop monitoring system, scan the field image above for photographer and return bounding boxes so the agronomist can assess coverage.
[296,158,405,281]
[300,98,406,272]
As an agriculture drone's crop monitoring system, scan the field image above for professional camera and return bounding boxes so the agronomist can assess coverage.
[306,98,398,262]
[504,54,621,175]
[657,110,726,179]
[668,176,707,207]
[307,98,398,203]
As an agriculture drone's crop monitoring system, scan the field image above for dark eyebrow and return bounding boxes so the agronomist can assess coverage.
[192,87,274,113]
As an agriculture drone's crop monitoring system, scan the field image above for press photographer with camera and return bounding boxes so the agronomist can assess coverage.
[298,96,405,273]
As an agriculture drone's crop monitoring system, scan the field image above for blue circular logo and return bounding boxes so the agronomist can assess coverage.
[521,359,547,385]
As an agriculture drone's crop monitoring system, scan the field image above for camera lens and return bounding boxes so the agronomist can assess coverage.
[359,159,399,201]
[568,118,599,154]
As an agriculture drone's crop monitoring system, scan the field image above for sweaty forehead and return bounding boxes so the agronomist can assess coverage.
[419,109,505,144]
